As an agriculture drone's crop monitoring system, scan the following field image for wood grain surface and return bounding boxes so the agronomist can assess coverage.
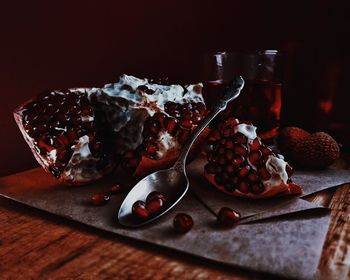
[1,184,349,280]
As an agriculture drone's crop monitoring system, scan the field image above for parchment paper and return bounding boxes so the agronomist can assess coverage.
[0,167,332,279]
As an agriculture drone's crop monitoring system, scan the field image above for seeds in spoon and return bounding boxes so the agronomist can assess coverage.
[132,200,149,219]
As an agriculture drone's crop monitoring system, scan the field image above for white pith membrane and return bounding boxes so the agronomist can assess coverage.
[14,75,205,184]
[205,121,294,197]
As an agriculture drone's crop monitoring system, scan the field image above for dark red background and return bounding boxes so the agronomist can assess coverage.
[1,1,349,176]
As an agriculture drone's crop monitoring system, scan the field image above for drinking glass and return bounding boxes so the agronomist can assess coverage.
[202,50,284,140]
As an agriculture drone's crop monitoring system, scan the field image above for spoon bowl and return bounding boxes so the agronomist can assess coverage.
[118,76,244,227]
[118,168,188,227]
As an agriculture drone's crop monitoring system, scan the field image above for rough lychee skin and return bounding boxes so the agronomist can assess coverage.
[276,127,309,158]
[294,132,340,169]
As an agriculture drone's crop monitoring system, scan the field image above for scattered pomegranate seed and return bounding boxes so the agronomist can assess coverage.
[91,193,110,206]
[110,184,123,194]
[132,201,149,220]
[173,213,194,233]
[217,207,241,225]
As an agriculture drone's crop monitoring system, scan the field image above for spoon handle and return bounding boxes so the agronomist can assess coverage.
[173,76,244,172]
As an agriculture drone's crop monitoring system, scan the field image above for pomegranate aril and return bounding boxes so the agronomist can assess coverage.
[248,150,262,167]
[132,201,149,219]
[165,118,178,135]
[231,156,245,168]
[214,174,224,185]
[258,166,272,180]
[224,118,239,127]
[234,144,248,156]
[238,181,250,193]
[238,165,250,178]
[178,129,190,144]
[225,164,235,175]
[217,207,241,225]
[222,127,235,137]
[49,165,61,178]
[251,183,265,194]
[250,138,261,150]
[225,150,234,161]
[146,197,164,215]
[91,193,110,206]
[247,171,259,183]
[110,184,123,194]
[233,133,247,144]
[224,183,235,193]
[173,213,193,234]
[218,156,226,166]
[224,140,234,149]
[260,146,273,157]
[145,143,158,155]
[146,191,166,204]
[179,120,192,129]
[205,163,218,174]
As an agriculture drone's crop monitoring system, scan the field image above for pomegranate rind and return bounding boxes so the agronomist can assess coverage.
[204,171,302,199]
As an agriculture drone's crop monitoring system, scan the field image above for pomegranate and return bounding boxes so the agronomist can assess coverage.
[14,75,208,184]
[204,118,303,199]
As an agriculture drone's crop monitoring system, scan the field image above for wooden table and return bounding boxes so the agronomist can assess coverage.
[1,181,349,280]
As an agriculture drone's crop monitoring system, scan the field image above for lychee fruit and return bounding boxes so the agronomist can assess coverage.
[277,127,340,169]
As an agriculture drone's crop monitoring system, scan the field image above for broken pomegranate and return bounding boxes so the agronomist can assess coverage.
[14,75,208,184]
[204,118,303,198]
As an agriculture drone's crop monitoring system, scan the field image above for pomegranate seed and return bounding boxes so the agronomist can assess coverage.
[224,182,235,192]
[146,191,167,204]
[225,164,235,175]
[91,193,110,206]
[110,184,123,194]
[258,167,272,180]
[222,127,235,137]
[248,150,262,167]
[225,140,234,149]
[132,200,149,219]
[218,146,226,155]
[221,172,230,182]
[205,163,218,174]
[233,133,247,144]
[166,118,178,135]
[231,156,245,168]
[238,181,250,193]
[207,152,219,163]
[173,213,193,234]
[179,120,192,129]
[214,174,224,185]
[225,150,234,161]
[238,165,250,178]
[247,171,259,183]
[229,176,239,187]
[251,183,265,194]
[178,129,190,144]
[286,164,294,177]
[146,197,164,215]
[250,138,261,150]
[234,144,248,156]
[217,207,241,225]
[145,143,158,155]
[218,156,226,166]
[260,146,273,157]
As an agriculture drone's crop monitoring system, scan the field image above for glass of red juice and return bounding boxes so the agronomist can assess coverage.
[202,50,284,140]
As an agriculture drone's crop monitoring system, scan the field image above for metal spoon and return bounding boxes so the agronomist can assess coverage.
[118,76,244,227]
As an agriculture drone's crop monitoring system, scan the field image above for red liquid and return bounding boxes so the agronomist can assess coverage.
[203,80,282,139]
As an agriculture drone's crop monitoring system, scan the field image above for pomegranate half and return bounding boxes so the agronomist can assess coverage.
[14,75,208,185]
[204,118,303,198]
